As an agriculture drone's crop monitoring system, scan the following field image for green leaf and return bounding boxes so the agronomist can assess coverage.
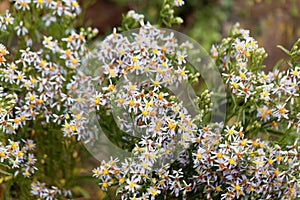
[0,163,11,169]
[242,109,246,125]
[72,186,90,198]
[273,59,284,70]
[0,168,11,176]
[277,45,291,56]
[116,184,126,196]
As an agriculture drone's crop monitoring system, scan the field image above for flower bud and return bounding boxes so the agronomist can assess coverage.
[168,9,174,15]
[174,17,183,24]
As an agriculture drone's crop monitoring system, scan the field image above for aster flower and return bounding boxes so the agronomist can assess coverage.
[14,0,31,11]
[174,0,185,7]
[14,21,28,36]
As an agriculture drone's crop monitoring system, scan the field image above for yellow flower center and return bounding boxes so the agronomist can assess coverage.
[72,1,78,7]
[142,110,148,116]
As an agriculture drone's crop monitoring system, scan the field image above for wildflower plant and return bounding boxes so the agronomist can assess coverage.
[0,0,97,199]
[90,5,300,200]
[90,23,300,199]
[1,0,300,200]
[213,23,300,142]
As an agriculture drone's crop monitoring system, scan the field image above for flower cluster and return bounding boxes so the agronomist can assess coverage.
[0,37,81,133]
[212,24,300,137]
[127,10,145,23]
[31,181,72,200]
[0,1,96,198]
[119,0,185,31]
[0,139,37,178]
[12,0,81,16]
[158,0,184,27]
[0,87,16,132]
[0,23,97,140]
[0,0,82,42]
[68,22,198,146]
[92,24,300,199]
[94,122,300,199]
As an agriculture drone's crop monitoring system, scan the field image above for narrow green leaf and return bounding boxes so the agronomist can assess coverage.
[277,45,290,56]
[116,184,126,196]
[72,186,90,198]
[0,168,11,176]
[0,163,11,169]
